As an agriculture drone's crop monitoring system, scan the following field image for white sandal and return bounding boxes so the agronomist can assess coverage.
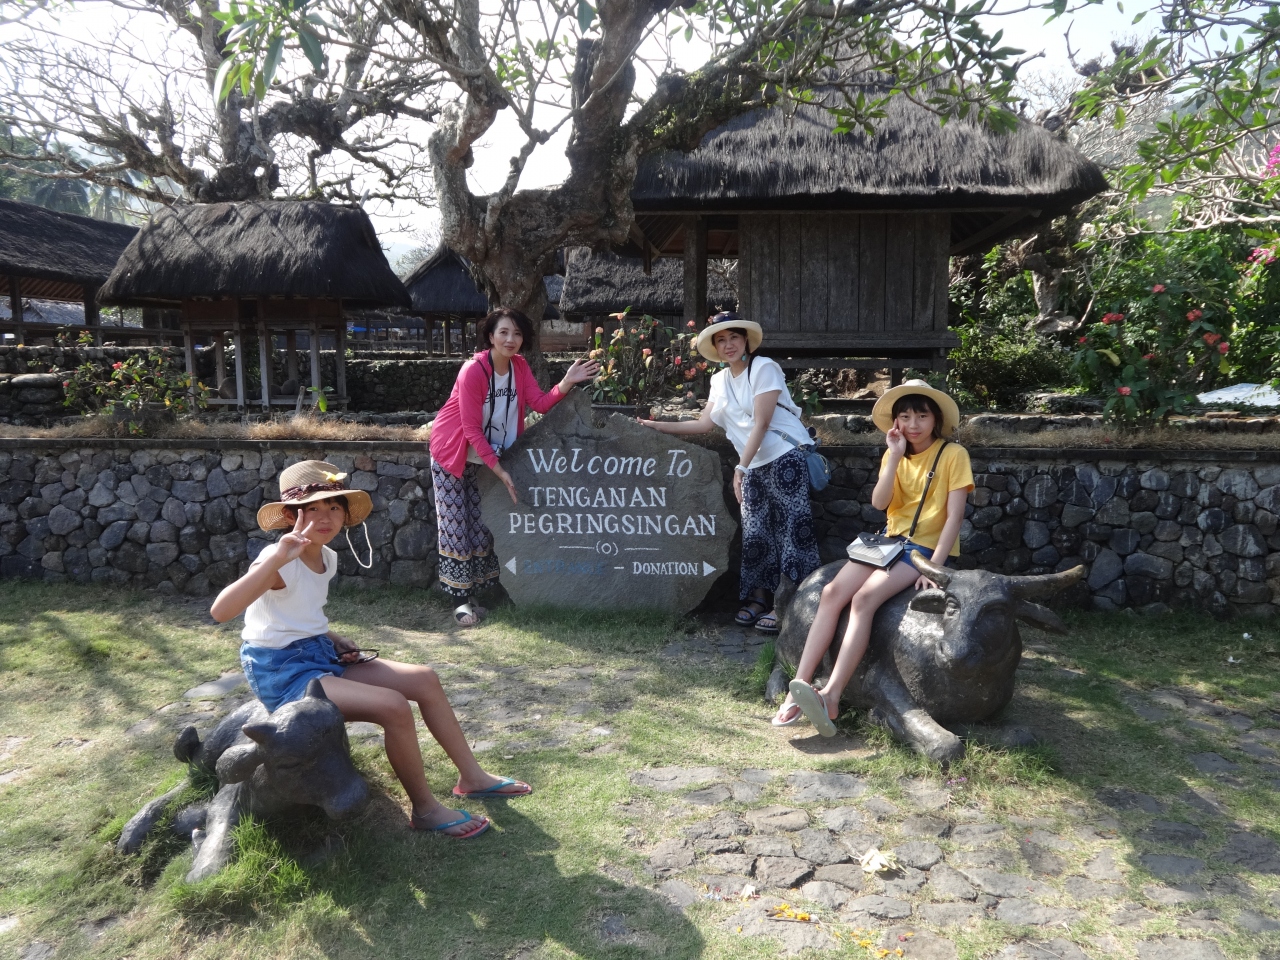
[453,603,483,627]
[789,680,838,737]
[771,699,803,728]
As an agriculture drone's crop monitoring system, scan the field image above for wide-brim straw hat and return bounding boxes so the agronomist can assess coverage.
[257,459,373,531]
[872,379,961,437]
[696,316,763,362]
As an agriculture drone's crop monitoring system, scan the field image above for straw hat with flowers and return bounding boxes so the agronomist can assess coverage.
[256,460,373,531]
[695,313,763,362]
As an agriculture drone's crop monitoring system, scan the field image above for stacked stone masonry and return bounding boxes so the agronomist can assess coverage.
[3,440,1280,616]
[0,442,436,595]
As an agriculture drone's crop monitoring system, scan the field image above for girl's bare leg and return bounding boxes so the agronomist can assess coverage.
[816,562,921,717]
[773,562,875,722]
[318,674,485,836]
[339,659,523,795]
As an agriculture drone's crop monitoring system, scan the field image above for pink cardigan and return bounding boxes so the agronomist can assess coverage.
[429,351,566,477]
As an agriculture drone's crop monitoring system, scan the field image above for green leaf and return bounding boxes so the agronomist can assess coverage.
[213,56,238,100]
[577,0,595,32]
[298,26,324,72]
[262,34,284,87]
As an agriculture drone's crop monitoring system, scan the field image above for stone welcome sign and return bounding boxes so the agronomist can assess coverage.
[479,390,735,612]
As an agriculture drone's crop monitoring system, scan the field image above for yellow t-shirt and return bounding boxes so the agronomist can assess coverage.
[881,439,974,557]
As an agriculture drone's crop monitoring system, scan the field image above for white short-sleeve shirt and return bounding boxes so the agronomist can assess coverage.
[706,357,810,469]
[241,545,337,649]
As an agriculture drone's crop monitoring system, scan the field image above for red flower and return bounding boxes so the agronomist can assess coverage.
[1187,309,1203,322]
[1203,332,1222,346]
[1218,342,1230,354]
[1117,386,1132,396]
[1151,284,1166,293]
[1077,336,1088,344]
[1143,353,1154,360]
[112,362,123,370]
[1101,312,1124,325]
[62,380,69,388]
[673,356,682,366]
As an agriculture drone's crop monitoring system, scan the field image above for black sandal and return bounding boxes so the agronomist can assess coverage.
[734,598,769,626]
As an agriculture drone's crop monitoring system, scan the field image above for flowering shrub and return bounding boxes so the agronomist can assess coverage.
[589,311,711,405]
[64,351,208,434]
[1072,282,1229,423]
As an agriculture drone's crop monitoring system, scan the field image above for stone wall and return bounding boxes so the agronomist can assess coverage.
[0,441,436,595]
[3,437,1279,617]
[812,448,1280,618]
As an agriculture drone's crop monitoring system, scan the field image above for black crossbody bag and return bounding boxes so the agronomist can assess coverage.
[845,441,949,569]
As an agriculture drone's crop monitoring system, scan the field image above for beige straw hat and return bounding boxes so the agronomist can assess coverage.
[256,460,373,531]
[695,315,764,362]
[872,379,961,437]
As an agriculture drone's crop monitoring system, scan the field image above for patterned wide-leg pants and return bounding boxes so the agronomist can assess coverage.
[431,460,500,599]
[738,448,821,600]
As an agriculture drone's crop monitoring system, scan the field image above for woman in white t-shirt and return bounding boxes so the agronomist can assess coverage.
[640,313,820,632]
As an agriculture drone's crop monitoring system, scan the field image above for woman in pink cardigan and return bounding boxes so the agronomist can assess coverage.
[429,308,598,625]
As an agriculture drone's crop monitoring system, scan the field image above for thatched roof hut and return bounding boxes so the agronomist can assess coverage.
[624,90,1106,372]
[559,248,736,316]
[630,89,1107,255]
[99,200,410,308]
[403,244,562,320]
[99,200,409,411]
[0,198,139,343]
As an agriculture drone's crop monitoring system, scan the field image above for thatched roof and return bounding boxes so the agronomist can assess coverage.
[98,200,410,308]
[559,247,737,316]
[0,198,138,297]
[632,90,1107,215]
[403,244,561,320]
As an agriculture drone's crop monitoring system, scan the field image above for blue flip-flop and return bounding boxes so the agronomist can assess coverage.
[452,776,533,799]
[789,679,837,737]
[411,809,490,838]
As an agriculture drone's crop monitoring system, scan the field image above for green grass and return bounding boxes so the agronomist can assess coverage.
[0,584,1277,959]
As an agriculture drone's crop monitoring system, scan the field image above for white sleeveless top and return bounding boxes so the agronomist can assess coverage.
[241,545,337,649]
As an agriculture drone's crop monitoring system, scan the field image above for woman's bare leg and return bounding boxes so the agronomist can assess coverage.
[339,659,524,795]
[816,562,921,717]
[318,674,486,836]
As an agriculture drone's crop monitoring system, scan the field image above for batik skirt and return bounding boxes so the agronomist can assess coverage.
[431,460,500,599]
[739,448,821,600]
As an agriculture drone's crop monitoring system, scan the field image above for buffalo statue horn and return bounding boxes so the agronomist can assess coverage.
[1004,565,1086,599]
[908,553,952,586]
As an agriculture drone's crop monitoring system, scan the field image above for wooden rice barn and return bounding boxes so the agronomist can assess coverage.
[0,198,147,346]
[627,88,1107,377]
[98,200,410,411]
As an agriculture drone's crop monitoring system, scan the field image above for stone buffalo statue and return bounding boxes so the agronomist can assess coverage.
[118,679,369,881]
[774,554,1084,762]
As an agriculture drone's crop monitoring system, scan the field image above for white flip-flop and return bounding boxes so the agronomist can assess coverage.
[771,699,803,728]
[789,679,837,737]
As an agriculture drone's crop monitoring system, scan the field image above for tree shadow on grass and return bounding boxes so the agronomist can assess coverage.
[290,795,705,960]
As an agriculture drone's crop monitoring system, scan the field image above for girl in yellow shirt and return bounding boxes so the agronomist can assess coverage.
[776,381,974,735]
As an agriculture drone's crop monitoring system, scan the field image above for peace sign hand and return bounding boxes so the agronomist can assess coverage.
[276,512,315,565]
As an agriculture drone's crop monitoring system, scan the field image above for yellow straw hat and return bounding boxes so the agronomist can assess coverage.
[872,379,961,437]
[256,460,373,531]
[695,314,763,362]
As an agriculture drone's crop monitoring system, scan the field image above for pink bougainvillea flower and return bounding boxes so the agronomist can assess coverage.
[1219,342,1230,354]
[1203,332,1222,346]
[1267,141,1280,178]
[1101,312,1124,325]
[1151,284,1166,293]
[1117,386,1132,395]
[1187,309,1203,322]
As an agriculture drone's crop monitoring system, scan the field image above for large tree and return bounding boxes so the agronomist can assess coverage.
[4,0,1037,368]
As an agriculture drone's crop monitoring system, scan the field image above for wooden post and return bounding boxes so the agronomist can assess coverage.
[215,335,227,386]
[285,329,299,385]
[84,286,102,346]
[182,324,197,405]
[232,326,247,411]
[309,321,321,403]
[335,319,348,405]
[8,276,23,346]
[682,215,708,329]
[256,321,272,412]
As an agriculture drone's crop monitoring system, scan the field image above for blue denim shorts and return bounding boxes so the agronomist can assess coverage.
[240,635,346,713]
[901,541,954,568]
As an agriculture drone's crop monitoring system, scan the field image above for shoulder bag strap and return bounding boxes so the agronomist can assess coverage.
[905,440,950,542]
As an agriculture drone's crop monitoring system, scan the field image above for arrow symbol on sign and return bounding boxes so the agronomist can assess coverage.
[505,557,517,575]
[703,562,716,577]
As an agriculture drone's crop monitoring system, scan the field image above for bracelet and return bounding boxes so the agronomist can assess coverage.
[734,464,748,474]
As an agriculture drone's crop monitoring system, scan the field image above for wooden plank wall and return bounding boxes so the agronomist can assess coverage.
[738,212,949,336]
